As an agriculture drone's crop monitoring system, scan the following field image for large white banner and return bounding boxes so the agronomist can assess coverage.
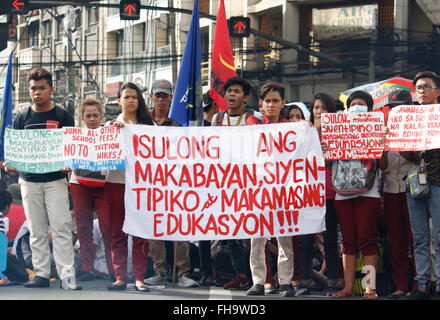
[123,122,326,241]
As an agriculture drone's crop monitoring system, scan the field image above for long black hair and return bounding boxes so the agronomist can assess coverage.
[118,82,154,125]
[310,92,336,124]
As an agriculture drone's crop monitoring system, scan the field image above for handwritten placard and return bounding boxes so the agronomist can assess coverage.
[322,112,385,160]
[62,126,125,171]
[122,122,326,241]
[385,104,440,151]
[4,128,64,173]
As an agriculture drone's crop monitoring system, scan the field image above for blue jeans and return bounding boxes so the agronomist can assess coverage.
[406,181,440,291]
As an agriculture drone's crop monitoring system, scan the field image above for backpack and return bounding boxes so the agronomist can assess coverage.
[74,169,106,188]
[214,108,262,126]
[15,106,68,129]
[331,159,377,196]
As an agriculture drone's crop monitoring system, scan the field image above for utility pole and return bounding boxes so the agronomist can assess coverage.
[65,5,75,115]
[368,8,378,83]
[168,0,177,85]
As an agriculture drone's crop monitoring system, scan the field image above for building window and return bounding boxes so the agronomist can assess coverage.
[199,0,209,14]
[75,9,82,29]
[28,21,39,47]
[42,20,51,38]
[116,30,124,57]
[87,7,99,25]
[56,15,64,41]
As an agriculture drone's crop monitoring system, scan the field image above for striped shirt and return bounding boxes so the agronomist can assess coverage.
[0,213,4,234]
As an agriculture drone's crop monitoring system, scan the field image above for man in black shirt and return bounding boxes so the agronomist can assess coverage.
[7,67,76,289]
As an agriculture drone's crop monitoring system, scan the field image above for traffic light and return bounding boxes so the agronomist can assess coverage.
[120,0,141,20]
[228,16,251,38]
[10,0,29,15]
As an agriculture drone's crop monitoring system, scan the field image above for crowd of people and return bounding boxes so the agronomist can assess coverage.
[0,66,439,301]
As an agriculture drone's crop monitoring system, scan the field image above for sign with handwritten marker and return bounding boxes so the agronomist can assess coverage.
[62,126,125,171]
[123,122,326,241]
[321,112,385,160]
[385,104,440,151]
[4,128,64,173]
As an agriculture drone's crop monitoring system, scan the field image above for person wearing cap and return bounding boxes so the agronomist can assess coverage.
[149,79,180,126]
[378,89,416,299]
[397,71,440,300]
[144,79,199,288]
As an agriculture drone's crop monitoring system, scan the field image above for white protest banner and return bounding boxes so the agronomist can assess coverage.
[63,126,125,171]
[321,111,385,160]
[123,122,326,241]
[385,104,440,151]
[4,128,64,173]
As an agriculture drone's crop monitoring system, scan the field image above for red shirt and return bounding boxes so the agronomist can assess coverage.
[6,204,26,241]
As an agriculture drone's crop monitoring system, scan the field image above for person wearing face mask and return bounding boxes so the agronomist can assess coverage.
[328,90,384,299]
[69,99,114,282]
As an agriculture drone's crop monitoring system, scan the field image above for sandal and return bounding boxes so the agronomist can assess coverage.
[363,291,378,299]
[331,289,354,298]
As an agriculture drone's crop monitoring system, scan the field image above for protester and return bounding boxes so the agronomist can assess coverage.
[105,82,154,292]
[378,89,417,299]
[4,183,26,242]
[245,81,295,297]
[6,67,77,289]
[144,79,199,288]
[282,103,305,290]
[329,90,382,299]
[295,93,341,297]
[0,190,29,283]
[398,71,440,300]
[202,91,219,126]
[0,190,11,236]
[68,98,114,281]
[210,76,263,290]
[282,104,305,122]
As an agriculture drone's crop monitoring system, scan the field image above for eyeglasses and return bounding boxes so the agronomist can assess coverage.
[415,84,439,92]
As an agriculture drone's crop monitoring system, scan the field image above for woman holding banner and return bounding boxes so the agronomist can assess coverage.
[329,90,382,299]
[105,82,154,292]
[69,98,114,281]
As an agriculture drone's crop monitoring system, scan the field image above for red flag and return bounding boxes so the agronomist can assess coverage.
[210,0,236,111]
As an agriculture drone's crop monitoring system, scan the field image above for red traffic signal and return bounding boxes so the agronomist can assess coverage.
[10,0,29,15]
[120,0,141,20]
[228,17,251,38]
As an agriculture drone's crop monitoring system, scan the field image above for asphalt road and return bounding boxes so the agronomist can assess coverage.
[0,279,429,319]
[0,278,374,300]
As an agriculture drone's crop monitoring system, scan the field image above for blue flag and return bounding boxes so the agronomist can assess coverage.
[0,53,14,161]
[169,0,202,126]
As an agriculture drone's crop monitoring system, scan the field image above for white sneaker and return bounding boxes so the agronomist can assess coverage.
[145,274,166,286]
[178,275,199,288]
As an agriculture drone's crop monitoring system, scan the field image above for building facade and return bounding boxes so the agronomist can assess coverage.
[1,0,440,120]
